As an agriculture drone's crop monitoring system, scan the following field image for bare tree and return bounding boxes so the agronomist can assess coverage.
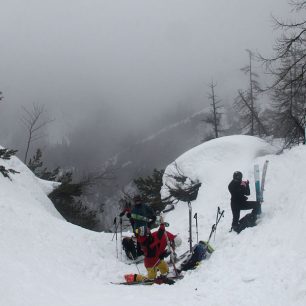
[261,1,306,90]
[20,103,54,163]
[201,81,223,140]
[259,1,306,145]
[270,49,305,146]
[235,50,263,136]
[207,80,223,138]
[237,90,268,136]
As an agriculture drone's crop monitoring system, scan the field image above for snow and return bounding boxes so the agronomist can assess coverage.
[1,135,306,306]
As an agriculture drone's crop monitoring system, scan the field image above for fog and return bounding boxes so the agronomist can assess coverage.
[0,0,291,152]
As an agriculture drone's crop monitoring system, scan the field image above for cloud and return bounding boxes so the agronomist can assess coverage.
[0,0,291,145]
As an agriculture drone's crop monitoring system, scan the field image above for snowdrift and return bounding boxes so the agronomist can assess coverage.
[161,135,306,306]
[1,136,306,306]
[0,151,122,306]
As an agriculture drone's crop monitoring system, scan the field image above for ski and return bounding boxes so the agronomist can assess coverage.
[130,213,152,222]
[111,275,179,286]
[254,164,261,202]
[260,160,269,203]
[110,280,154,286]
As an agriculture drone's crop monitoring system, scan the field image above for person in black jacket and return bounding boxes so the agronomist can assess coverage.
[228,171,261,232]
[130,195,156,232]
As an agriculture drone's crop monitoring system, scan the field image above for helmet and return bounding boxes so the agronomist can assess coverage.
[174,235,182,247]
[133,195,142,204]
[233,171,243,182]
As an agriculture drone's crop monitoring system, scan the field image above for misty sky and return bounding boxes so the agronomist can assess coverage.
[0,0,291,145]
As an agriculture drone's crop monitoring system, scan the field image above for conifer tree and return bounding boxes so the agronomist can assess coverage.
[48,170,99,230]
[0,148,19,180]
[134,169,166,212]
[28,149,60,181]
[27,149,99,230]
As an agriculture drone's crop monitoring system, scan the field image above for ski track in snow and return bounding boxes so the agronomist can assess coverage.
[1,137,306,306]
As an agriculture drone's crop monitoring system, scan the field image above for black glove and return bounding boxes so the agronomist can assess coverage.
[157,226,165,240]
[159,250,171,260]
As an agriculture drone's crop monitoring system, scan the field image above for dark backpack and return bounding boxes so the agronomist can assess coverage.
[179,243,207,272]
[236,213,257,233]
[122,237,143,260]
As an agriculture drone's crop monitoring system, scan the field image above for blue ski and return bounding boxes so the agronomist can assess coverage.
[260,160,269,204]
[254,164,261,202]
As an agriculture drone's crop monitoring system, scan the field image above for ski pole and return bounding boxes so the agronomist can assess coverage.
[207,224,216,245]
[207,208,224,245]
[194,213,198,243]
[214,208,224,231]
[113,217,118,258]
[161,214,179,277]
[188,201,193,252]
[134,259,141,274]
[120,217,123,260]
[214,207,220,241]
[111,217,119,241]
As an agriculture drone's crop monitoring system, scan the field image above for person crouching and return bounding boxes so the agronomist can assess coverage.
[127,223,171,282]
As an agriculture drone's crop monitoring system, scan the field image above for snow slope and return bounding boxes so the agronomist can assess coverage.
[1,136,306,306]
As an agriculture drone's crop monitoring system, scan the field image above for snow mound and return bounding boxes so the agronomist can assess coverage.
[0,150,61,218]
[0,151,120,306]
[1,136,306,306]
[161,135,306,306]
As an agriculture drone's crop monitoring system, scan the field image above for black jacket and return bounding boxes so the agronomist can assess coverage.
[130,203,156,230]
[228,179,250,206]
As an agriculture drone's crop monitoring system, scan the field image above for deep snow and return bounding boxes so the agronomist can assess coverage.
[1,135,306,306]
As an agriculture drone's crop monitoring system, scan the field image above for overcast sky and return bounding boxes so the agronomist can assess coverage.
[0,0,291,144]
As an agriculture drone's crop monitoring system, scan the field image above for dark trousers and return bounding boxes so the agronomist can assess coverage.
[231,201,261,227]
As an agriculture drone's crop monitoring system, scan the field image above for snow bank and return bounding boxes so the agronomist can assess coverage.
[161,135,306,306]
[1,136,306,306]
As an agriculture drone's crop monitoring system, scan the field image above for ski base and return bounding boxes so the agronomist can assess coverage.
[111,280,155,286]
[111,275,182,286]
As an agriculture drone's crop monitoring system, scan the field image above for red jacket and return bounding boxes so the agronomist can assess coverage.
[138,224,175,268]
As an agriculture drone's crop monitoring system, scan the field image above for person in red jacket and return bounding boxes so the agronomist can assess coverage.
[124,222,177,283]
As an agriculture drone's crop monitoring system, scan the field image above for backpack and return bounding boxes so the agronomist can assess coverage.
[179,243,207,272]
[122,237,143,260]
[236,213,257,233]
